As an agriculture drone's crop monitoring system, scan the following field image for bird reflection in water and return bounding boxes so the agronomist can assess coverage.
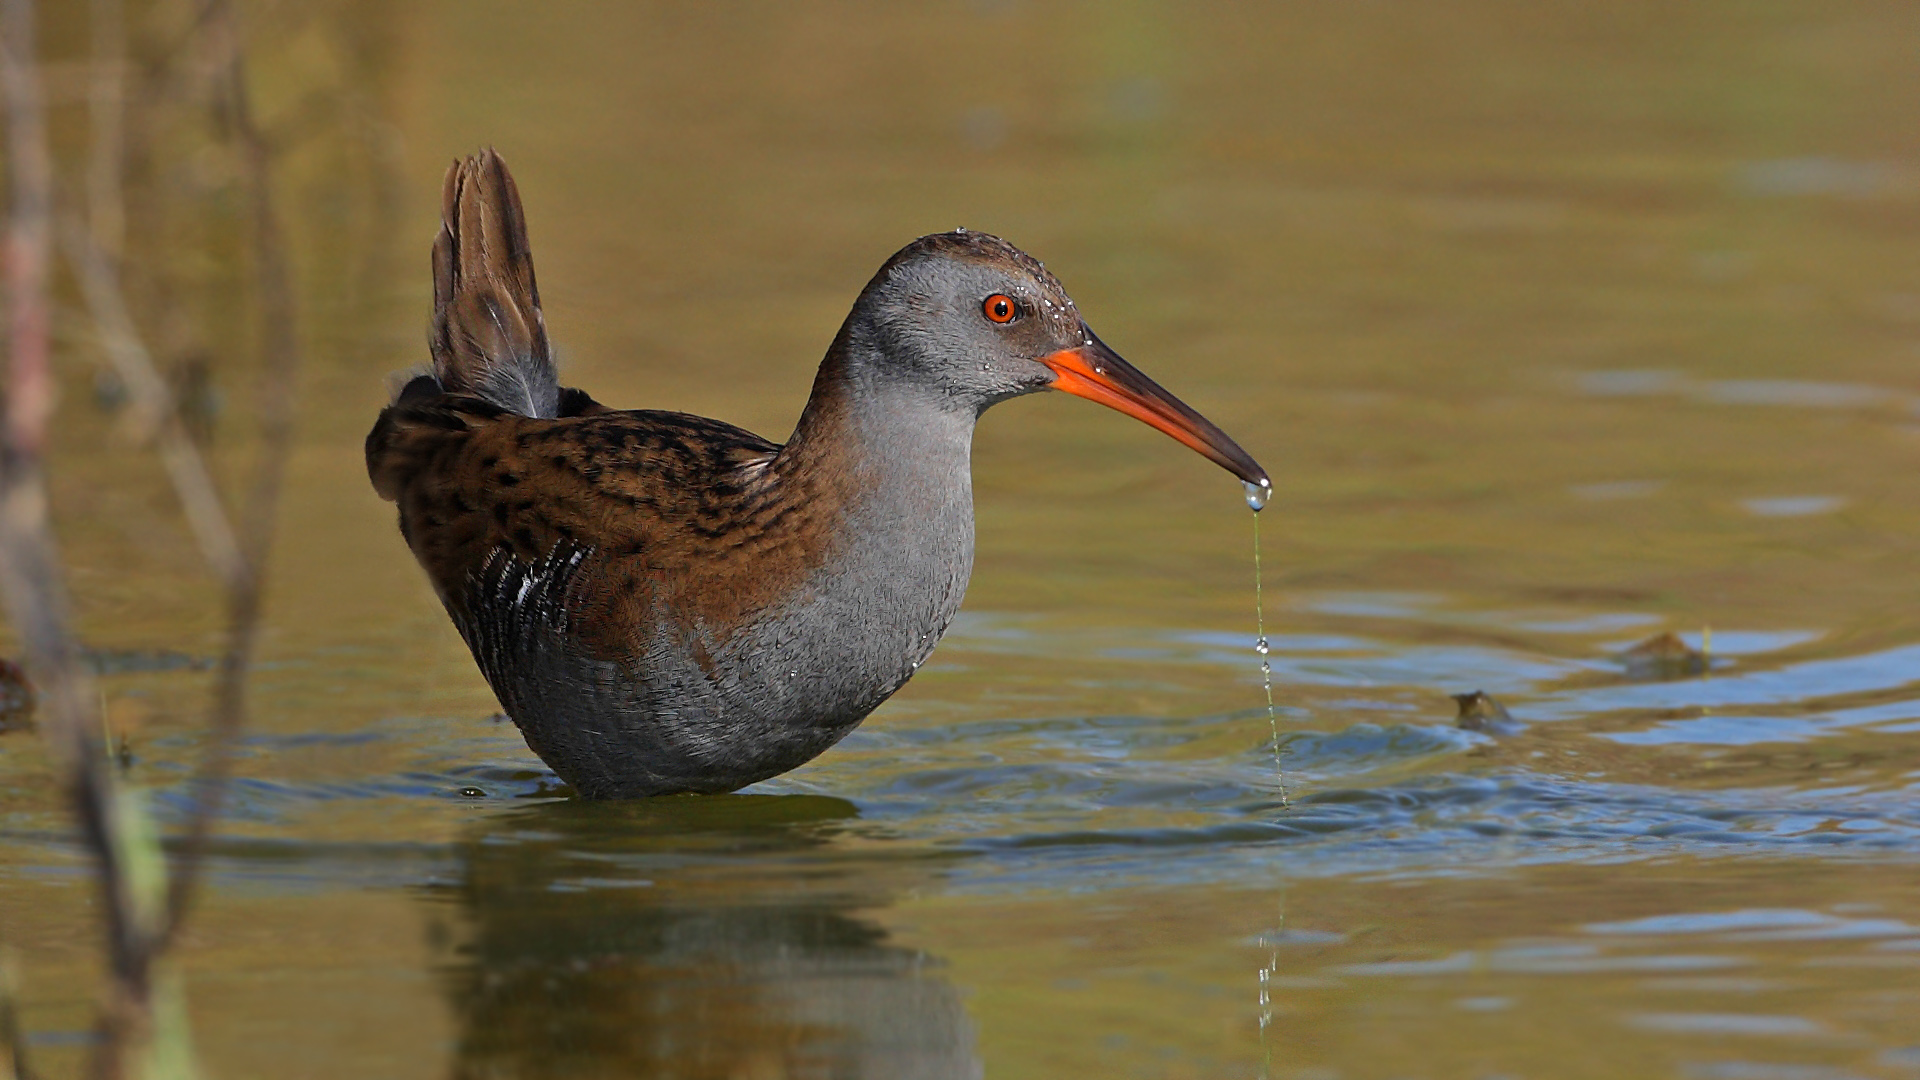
[428,795,981,1079]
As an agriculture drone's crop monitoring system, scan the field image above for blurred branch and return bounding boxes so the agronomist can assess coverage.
[0,949,38,1080]
[0,1,154,1076]
[0,0,53,463]
[87,0,126,257]
[61,218,247,588]
[156,0,304,948]
[4,0,306,1069]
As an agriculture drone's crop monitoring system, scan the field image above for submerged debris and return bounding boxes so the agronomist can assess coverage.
[1452,690,1523,735]
[0,658,31,729]
[1619,631,1707,680]
[105,697,150,769]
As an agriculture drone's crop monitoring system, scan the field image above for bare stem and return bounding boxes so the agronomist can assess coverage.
[62,218,247,588]
[87,0,125,257]
[158,0,304,947]
[1,0,53,458]
[3,0,306,1066]
[1,2,145,1076]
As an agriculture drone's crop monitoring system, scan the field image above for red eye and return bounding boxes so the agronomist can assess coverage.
[983,294,1016,324]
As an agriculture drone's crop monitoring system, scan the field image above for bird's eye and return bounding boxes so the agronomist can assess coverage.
[982,294,1017,324]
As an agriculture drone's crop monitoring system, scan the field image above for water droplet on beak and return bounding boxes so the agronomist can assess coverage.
[1244,479,1271,512]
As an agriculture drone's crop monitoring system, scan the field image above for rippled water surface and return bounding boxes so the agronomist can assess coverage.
[8,2,1920,1077]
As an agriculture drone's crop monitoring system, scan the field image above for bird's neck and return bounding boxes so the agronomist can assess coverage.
[777,330,977,516]
[767,333,977,673]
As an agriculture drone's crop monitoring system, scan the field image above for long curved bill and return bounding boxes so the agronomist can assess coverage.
[1041,328,1270,492]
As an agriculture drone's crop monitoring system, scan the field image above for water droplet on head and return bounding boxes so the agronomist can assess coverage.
[1244,478,1271,512]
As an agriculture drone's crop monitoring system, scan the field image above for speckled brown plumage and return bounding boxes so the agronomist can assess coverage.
[373,394,826,658]
[368,150,1267,797]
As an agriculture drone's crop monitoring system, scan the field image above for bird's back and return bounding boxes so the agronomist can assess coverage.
[369,387,791,643]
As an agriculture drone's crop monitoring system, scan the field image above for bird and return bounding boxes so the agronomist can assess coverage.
[368,150,1269,798]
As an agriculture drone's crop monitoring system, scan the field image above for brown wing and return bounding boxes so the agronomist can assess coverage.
[366,388,826,660]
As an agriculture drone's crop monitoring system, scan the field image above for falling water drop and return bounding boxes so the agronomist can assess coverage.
[1245,478,1272,512]
[1252,501,1287,803]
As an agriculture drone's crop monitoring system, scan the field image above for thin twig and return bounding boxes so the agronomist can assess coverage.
[157,0,304,946]
[0,0,53,463]
[1,3,147,1077]
[0,948,39,1080]
[61,217,246,588]
[87,0,126,258]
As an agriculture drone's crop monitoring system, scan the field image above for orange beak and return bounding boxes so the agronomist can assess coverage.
[1041,329,1270,494]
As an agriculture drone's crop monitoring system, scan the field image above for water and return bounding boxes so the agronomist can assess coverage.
[7,2,1920,1077]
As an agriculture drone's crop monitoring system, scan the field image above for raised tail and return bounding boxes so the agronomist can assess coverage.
[428,149,560,419]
